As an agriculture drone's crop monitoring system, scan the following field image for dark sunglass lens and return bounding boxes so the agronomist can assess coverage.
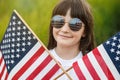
[69,18,82,31]
[51,15,64,28]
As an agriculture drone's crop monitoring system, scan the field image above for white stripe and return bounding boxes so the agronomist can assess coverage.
[98,45,120,79]
[8,41,41,80]
[68,68,79,80]
[87,52,108,79]
[78,59,93,80]
[19,51,48,80]
[34,59,56,80]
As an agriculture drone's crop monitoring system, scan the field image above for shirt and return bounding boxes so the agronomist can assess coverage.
[50,48,83,80]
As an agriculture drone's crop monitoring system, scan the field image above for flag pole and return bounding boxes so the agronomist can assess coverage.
[53,66,73,80]
[13,10,72,80]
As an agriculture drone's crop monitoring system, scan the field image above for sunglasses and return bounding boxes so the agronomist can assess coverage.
[51,15,83,31]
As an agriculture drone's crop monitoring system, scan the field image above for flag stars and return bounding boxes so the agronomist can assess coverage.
[16,54,20,58]
[17,32,21,36]
[106,41,110,45]
[115,56,119,61]
[116,50,120,55]
[13,21,16,25]
[22,37,26,41]
[12,33,15,37]
[16,43,20,47]
[113,36,117,41]
[12,16,16,20]
[22,48,26,52]
[22,42,26,46]
[12,27,16,31]
[23,26,26,30]
[117,44,120,49]
[23,31,26,35]
[17,26,21,30]
[16,48,20,52]
[17,37,21,41]
[111,42,116,47]
[18,21,21,24]
[110,48,115,53]
[27,42,31,46]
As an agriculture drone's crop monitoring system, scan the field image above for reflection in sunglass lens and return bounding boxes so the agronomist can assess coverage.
[69,18,82,31]
[51,15,83,31]
[51,15,64,28]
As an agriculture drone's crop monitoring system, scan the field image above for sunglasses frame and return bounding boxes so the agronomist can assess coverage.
[51,15,84,31]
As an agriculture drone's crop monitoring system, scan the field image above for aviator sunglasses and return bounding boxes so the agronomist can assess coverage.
[51,15,83,31]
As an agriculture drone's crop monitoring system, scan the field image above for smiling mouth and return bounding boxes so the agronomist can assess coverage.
[58,34,72,38]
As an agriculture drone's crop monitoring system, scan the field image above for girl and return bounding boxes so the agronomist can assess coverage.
[47,0,95,79]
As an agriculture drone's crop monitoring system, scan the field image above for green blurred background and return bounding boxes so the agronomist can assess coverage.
[0,0,120,47]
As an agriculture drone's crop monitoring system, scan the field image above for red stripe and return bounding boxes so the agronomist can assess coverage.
[93,48,114,80]
[42,63,60,80]
[73,62,86,80]
[12,46,45,80]
[26,55,52,80]
[0,57,3,66]
[83,55,100,80]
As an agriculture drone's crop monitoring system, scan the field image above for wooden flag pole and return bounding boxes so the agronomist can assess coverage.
[14,10,72,80]
[53,66,73,80]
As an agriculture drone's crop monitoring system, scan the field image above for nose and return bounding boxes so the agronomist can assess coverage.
[60,23,70,32]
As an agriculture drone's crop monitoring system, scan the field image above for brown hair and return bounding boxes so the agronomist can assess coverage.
[47,0,95,55]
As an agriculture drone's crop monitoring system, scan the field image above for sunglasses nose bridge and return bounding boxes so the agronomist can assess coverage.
[60,22,71,32]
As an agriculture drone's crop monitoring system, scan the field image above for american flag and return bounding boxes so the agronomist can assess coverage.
[72,32,120,80]
[0,10,67,80]
[54,32,120,80]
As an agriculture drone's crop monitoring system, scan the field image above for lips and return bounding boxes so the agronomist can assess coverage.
[58,34,72,38]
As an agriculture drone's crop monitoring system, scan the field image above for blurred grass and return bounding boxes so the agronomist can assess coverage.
[0,0,120,46]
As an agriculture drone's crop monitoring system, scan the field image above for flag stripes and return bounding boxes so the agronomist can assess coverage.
[98,45,120,79]
[0,51,8,80]
[73,62,86,80]
[83,55,100,80]
[92,48,114,79]
[87,52,108,79]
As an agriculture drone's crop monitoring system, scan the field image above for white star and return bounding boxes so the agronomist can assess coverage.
[27,42,31,46]
[111,42,116,46]
[11,55,15,58]
[16,43,20,47]
[23,31,26,35]
[11,60,14,64]
[11,44,15,47]
[22,37,26,41]
[12,27,16,31]
[115,56,119,61]
[23,26,26,30]
[12,33,15,37]
[116,50,120,55]
[106,41,110,45]
[118,44,120,49]
[113,36,117,41]
[17,32,21,36]
[28,31,31,34]
[18,21,21,25]
[110,48,115,53]
[118,39,120,43]
[16,48,20,52]
[17,37,21,41]
[22,48,26,52]
[12,38,15,42]
[28,36,31,40]
[11,49,15,53]
[13,16,16,20]
[22,42,26,46]
[13,21,16,25]
[16,54,20,58]
[17,26,21,30]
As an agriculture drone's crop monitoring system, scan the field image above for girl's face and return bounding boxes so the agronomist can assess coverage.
[53,9,85,48]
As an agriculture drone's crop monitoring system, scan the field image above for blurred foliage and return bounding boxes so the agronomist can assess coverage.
[0,0,120,46]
